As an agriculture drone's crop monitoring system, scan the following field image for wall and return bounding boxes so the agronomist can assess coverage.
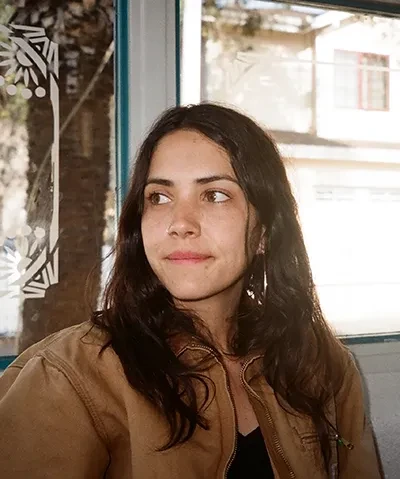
[204,30,314,132]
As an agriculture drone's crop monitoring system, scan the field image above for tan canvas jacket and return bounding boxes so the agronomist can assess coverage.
[0,321,382,478]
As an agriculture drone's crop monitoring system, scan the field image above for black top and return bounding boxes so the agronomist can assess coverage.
[227,427,275,478]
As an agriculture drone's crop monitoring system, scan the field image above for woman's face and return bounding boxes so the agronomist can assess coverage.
[141,129,261,304]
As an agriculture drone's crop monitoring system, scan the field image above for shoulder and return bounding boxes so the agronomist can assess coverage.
[336,347,362,397]
[0,321,127,443]
[0,323,113,473]
[333,350,383,476]
[8,321,105,365]
[2,321,123,397]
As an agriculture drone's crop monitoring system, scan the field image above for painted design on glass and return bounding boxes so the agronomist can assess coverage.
[0,23,59,299]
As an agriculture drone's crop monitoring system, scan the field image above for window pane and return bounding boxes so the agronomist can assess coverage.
[0,1,115,355]
[180,0,400,336]
[363,54,389,110]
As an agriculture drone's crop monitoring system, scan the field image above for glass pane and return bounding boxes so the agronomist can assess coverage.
[180,0,400,337]
[364,54,389,110]
[0,1,115,356]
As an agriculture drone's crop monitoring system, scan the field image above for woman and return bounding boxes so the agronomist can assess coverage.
[0,103,381,478]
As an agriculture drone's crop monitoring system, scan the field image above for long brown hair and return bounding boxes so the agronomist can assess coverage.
[92,103,347,468]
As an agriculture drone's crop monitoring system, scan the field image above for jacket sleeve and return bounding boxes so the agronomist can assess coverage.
[336,354,383,479]
[0,354,110,478]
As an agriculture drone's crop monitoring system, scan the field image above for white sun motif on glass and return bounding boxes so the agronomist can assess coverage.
[0,23,59,300]
[0,38,46,98]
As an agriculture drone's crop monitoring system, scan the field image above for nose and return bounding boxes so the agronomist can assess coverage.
[167,201,201,238]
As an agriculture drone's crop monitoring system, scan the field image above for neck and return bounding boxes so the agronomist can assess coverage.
[175,281,244,353]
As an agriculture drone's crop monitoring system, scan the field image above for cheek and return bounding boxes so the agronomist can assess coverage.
[210,213,248,255]
[141,215,163,254]
[222,209,260,264]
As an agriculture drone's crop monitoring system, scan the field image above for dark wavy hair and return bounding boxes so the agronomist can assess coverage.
[92,103,347,469]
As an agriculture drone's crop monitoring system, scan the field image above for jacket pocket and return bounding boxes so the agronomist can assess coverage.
[300,432,337,445]
[297,432,338,479]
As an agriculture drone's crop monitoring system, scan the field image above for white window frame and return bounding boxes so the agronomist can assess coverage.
[128,0,178,165]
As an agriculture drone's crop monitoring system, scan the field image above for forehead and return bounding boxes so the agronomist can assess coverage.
[149,130,235,178]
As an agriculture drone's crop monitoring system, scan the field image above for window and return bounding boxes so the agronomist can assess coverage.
[334,50,389,111]
[0,1,117,357]
[180,0,400,337]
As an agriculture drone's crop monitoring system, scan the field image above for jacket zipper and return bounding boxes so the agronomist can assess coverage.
[188,345,295,478]
[325,417,354,450]
[240,357,296,479]
[187,345,238,478]
[223,372,238,479]
[335,435,354,450]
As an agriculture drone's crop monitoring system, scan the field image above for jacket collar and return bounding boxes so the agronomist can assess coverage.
[169,332,264,381]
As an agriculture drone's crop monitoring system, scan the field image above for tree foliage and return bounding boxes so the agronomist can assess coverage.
[202,0,262,40]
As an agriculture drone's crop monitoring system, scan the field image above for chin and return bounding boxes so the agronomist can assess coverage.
[163,280,217,301]
[169,289,214,303]
[163,276,243,304]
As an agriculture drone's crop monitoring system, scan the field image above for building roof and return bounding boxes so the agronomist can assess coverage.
[270,129,400,150]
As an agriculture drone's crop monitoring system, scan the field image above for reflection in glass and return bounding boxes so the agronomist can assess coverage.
[0,1,115,355]
[181,0,400,336]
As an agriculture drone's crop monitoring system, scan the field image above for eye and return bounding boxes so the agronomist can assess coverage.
[147,192,170,205]
[205,190,230,203]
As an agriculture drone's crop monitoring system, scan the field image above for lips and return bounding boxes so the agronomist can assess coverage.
[166,251,212,262]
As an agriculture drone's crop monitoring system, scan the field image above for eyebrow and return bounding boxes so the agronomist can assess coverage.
[145,174,238,187]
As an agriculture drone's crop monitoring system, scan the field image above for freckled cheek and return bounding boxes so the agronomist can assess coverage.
[209,217,247,254]
[141,215,166,255]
